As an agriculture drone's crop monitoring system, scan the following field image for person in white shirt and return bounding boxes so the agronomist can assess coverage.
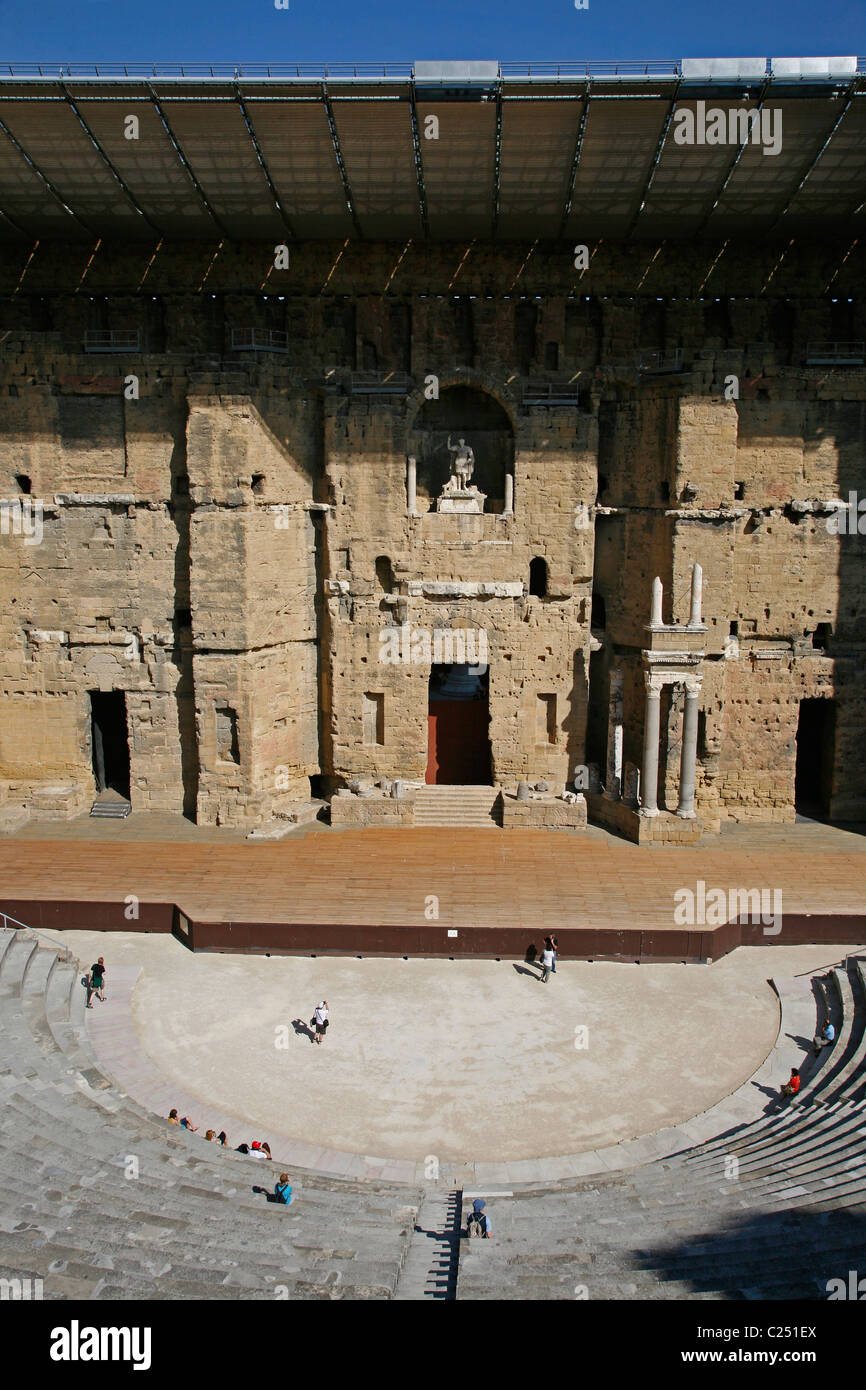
[314,1000,329,1044]
[540,946,555,983]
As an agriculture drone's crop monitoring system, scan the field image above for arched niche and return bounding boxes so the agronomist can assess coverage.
[407,385,514,514]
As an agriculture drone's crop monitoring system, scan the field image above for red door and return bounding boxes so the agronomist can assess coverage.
[426,700,491,784]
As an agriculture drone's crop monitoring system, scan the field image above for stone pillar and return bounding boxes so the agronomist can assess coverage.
[603,668,624,799]
[676,675,702,818]
[689,562,703,626]
[640,673,662,815]
[650,576,663,626]
[504,473,514,514]
[407,455,417,515]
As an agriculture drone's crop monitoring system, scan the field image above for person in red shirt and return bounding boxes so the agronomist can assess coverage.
[781,1068,801,1098]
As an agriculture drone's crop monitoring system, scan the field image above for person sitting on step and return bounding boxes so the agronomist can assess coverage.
[780,1068,801,1099]
[274,1174,293,1205]
[168,1108,198,1131]
[814,1019,835,1055]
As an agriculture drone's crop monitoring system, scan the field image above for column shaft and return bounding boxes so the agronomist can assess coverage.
[407,456,417,515]
[641,687,661,815]
[676,688,700,817]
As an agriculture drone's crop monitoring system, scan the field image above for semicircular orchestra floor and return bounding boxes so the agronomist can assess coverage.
[61,931,856,1178]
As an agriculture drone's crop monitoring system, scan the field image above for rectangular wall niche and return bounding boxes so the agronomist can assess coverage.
[537,692,557,745]
[215,704,240,764]
[363,692,385,746]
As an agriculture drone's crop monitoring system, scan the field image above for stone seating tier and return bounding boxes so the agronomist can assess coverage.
[1,926,864,1301]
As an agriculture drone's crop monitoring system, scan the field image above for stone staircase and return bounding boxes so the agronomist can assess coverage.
[394,1189,460,1299]
[412,785,502,828]
[0,926,421,1300]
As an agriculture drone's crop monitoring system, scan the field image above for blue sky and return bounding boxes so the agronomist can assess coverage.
[0,0,863,67]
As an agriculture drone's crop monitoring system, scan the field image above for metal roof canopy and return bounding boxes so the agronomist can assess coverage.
[0,58,863,242]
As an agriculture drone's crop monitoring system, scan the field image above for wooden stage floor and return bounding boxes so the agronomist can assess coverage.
[1,816,865,935]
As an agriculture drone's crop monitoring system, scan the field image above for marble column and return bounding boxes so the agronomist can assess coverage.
[689,562,703,626]
[676,675,701,818]
[640,674,662,815]
[650,576,663,626]
[407,455,417,515]
[504,473,514,514]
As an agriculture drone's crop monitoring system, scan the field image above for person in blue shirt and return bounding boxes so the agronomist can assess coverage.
[468,1198,492,1239]
[274,1173,293,1205]
[814,1019,836,1055]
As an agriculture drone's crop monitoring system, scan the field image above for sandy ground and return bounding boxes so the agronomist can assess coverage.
[55,931,859,1163]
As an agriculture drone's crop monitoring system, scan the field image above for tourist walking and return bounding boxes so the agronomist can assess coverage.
[313,1000,329,1044]
[467,1198,492,1239]
[539,942,555,983]
[89,957,106,1002]
[547,935,559,973]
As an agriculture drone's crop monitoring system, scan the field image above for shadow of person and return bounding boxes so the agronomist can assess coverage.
[751,1081,779,1097]
[750,1081,786,1114]
[292,1017,316,1044]
[512,963,540,978]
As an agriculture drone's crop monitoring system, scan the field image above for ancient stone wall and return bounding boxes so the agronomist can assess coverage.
[0,236,864,828]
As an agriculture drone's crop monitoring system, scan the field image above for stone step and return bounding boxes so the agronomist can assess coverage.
[0,938,38,996]
[413,790,501,827]
[394,1189,459,1299]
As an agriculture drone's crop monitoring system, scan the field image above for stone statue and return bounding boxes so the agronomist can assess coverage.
[436,434,485,513]
[446,435,475,489]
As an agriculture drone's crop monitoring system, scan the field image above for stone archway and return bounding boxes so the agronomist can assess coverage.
[407,385,515,513]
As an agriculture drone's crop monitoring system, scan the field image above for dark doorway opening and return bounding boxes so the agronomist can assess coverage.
[529,556,548,598]
[426,665,491,785]
[795,698,835,817]
[90,691,131,800]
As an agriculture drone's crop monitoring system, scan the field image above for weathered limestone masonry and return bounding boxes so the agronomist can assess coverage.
[0,238,864,832]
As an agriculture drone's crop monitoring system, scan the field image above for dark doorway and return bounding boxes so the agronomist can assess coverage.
[529,556,548,598]
[426,665,491,785]
[90,691,131,800]
[795,698,835,816]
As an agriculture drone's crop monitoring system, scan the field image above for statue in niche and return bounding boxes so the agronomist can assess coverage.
[446,435,475,489]
[436,434,485,514]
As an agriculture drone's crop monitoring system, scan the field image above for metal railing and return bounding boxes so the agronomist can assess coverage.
[0,59,863,83]
[521,379,583,405]
[84,328,141,353]
[0,61,678,81]
[0,62,415,80]
[230,327,289,354]
[0,910,72,961]
[345,370,411,395]
[805,341,865,365]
